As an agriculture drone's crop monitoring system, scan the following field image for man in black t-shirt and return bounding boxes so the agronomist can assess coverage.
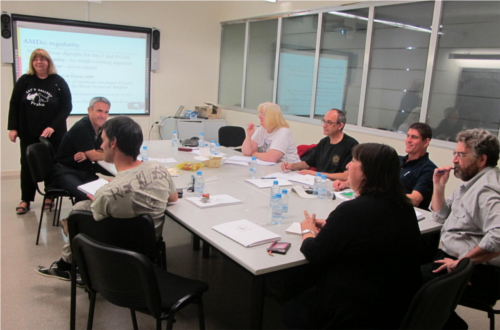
[53,97,110,202]
[281,109,358,181]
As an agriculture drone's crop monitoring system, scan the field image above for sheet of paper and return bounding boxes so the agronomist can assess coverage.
[212,219,281,247]
[267,171,316,186]
[291,185,317,199]
[186,194,242,208]
[416,210,425,221]
[245,178,293,188]
[226,156,275,166]
[77,178,109,196]
[194,156,210,161]
[148,157,177,163]
[223,160,249,166]
[285,222,302,235]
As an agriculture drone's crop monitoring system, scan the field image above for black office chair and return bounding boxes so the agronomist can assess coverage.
[67,210,168,329]
[400,258,474,329]
[38,137,58,212]
[72,233,209,330]
[218,126,245,151]
[458,267,500,330]
[26,142,75,245]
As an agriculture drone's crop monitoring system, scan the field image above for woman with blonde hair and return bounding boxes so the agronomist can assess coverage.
[242,102,300,163]
[8,48,72,214]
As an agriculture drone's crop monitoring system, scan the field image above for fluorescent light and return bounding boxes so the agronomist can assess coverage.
[265,0,277,2]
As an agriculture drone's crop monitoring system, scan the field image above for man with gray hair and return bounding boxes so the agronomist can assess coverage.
[281,109,358,181]
[52,96,110,202]
[421,128,500,328]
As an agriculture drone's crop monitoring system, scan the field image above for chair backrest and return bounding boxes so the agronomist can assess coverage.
[26,142,54,183]
[39,136,55,158]
[72,233,163,317]
[67,210,159,264]
[400,258,475,330]
[218,126,245,148]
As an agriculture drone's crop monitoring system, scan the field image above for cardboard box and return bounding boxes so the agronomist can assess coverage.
[195,105,222,119]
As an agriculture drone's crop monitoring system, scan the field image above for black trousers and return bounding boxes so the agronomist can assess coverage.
[421,249,500,305]
[52,163,98,203]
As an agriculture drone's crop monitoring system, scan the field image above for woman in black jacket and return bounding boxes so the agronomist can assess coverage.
[288,143,422,329]
[8,48,72,214]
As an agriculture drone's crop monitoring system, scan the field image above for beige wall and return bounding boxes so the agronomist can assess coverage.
[1,0,462,196]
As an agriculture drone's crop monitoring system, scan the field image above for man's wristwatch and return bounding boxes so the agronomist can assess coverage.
[301,229,315,236]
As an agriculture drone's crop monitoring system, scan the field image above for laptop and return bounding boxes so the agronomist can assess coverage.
[172,105,185,118]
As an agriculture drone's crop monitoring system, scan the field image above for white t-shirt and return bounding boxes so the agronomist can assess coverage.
[251,126,300,163]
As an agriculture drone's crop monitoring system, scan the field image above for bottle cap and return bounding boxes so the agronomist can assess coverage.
[275,193,281,198]
[316,173,321,176]
[200,132,204,135]
[142,146,147,149]
[216,143,220,147]
[197,171,202,175]
[321,175,327,179]
[273,180,279,185]
[173,131,177,134]
[251,157,256,160]
[282,189,288,194]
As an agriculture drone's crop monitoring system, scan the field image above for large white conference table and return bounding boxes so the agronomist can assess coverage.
[98,140,442,329]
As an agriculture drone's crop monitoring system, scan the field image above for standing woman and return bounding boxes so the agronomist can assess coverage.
[8,48,72,214]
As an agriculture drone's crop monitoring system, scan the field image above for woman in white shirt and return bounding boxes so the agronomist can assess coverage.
[242,102,300,163]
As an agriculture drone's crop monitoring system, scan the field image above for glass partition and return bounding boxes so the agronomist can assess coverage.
[219,23,246,107]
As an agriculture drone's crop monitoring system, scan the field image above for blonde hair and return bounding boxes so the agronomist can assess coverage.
[258,102,289,132]
[27,49,57,75]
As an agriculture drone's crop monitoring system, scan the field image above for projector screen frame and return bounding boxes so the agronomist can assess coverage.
[10,13,153,116]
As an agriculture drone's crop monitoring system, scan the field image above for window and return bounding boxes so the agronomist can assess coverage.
[219,23,246,107]
[244,19,278,109]
[427,1,500,141]
[364,2,434,131]
[277,15,318,116]
[316,9,368,125]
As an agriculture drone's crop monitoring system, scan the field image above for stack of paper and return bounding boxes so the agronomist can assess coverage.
[77,178,109,196]
[212,219,281,247]
[245,178,292,188]
[285,222,302,235]
[186,194,242,208]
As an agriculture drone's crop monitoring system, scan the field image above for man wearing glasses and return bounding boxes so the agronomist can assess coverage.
[281,109,358,181]
[421,128,500,329]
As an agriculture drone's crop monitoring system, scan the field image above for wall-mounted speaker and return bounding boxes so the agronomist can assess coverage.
[1,11,13,63]
[151,28,160,71]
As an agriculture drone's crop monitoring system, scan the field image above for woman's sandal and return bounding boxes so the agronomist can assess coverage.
[16,201,30,215]
[43,199,54,210]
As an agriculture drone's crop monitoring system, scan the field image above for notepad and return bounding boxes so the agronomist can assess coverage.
[77,178,109,196]
[186,194,242,208]
[212,219,281,247]
[245,178,293,188]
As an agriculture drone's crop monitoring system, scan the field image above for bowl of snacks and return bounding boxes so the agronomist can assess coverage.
[176,162,204,171]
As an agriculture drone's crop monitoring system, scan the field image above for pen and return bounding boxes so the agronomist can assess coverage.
[261,177,277,179]
[436,167,456,174]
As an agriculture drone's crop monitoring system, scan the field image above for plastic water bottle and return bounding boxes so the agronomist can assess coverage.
[269,180,280,206]
[313,173,322,196]
[318,175,327,200]
[271,193,283,225]
[281,189,289,216]
[194,171,204,197]
[215,143,220,155]
[249,157,257,178]
[210,140,216,154]
[199,132,205,147]
[141,146,148,161]
[172,131,178,148]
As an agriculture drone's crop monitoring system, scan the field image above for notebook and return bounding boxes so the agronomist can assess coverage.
[212,219,281,247]
[77,178,109,196]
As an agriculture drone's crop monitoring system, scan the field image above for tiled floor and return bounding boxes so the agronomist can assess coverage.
[1,173,497,329]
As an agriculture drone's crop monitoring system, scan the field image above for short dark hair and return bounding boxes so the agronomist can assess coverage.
[456,129,500,167]
[352,143,410,207]
[409,122,432,140]
[101,116,143,159]
[329,109,346,130]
